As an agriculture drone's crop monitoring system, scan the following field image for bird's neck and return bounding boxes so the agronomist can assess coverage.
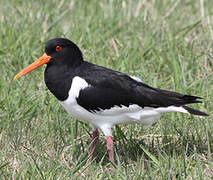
[44,61,80,101]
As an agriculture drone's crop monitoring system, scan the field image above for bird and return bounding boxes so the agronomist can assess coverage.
[14,38,208,162]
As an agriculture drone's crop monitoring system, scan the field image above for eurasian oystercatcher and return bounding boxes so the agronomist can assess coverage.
[14,38,208,162]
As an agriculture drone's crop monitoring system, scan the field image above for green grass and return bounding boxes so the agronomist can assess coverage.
[0,0,213,179]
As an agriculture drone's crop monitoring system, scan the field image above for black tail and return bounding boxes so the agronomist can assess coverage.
[181,95,202,104]
[156,89,208,116]
[183,106,209,116]
[155,89,204,106]
[137,83,208,116]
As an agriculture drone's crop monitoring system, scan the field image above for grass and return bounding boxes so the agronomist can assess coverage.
[0,0,213,179]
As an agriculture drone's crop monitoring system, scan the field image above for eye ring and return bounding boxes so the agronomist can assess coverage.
[56,45,62,52]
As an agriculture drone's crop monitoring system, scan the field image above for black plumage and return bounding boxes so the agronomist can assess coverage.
[44,38,208,116]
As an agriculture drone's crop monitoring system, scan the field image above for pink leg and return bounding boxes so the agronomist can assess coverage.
[105,136,114,162]
[89,129,99,157]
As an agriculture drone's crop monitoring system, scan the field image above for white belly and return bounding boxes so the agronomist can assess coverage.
[59,76,188,136]
[59,100,161,127]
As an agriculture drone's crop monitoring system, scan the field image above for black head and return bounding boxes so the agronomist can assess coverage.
[45,38,83,66]
[14,38,83,81]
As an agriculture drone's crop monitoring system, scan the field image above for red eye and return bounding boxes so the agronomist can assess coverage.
[56,45,62,52]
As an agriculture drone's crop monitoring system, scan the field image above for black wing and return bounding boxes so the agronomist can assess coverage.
[76,62,203,113]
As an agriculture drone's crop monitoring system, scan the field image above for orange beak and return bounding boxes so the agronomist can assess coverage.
[14,53,52,80]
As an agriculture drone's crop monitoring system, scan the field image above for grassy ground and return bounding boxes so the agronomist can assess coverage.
[0,0,213,179]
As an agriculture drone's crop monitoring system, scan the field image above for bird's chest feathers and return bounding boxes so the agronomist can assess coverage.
[44,65,73,101]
